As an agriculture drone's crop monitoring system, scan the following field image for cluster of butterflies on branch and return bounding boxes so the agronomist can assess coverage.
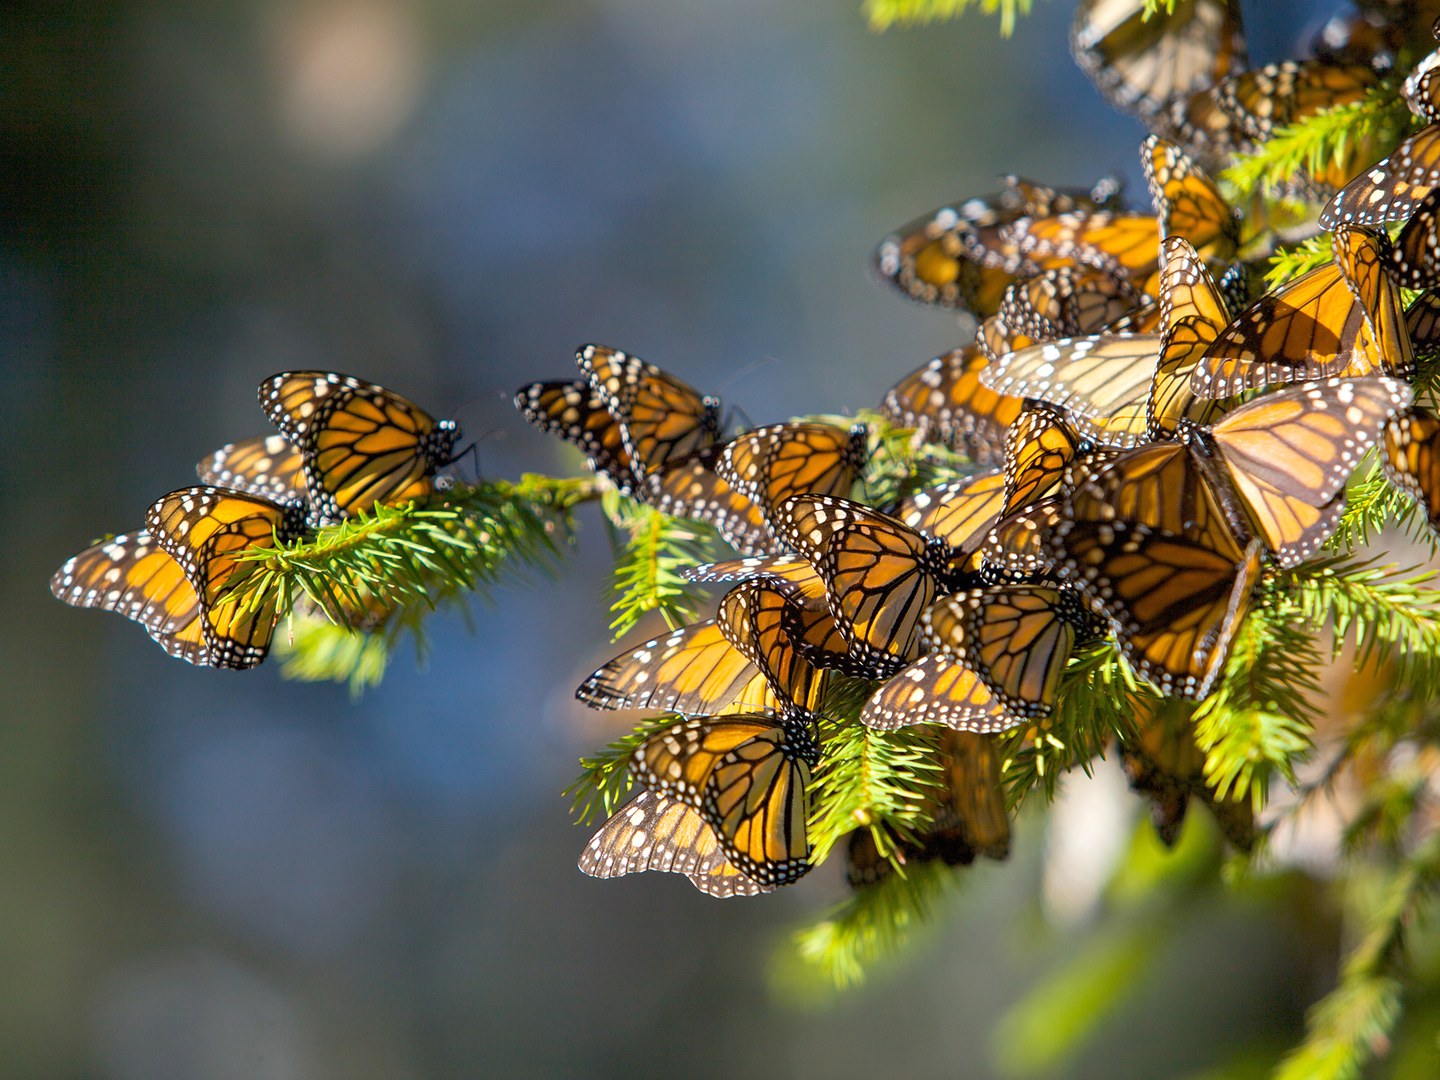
[528,1,1440,896]
[49,0,1440,898]
[51,373,462,668]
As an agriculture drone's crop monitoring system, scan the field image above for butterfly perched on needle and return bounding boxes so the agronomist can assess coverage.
[860,584,1085,733]
[774,495,952,677]
[1068,376,1412,568]
[142,486,310,669]
[1190,225,1413,398]
[577,344,722,476]
[260,371,460,526]
[874,178,1122,314]
[628,712,815,887]
[1382,405,1440,539]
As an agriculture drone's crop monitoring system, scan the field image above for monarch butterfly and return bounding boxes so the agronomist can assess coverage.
[1000,266,1142,340]
[716,421,870,541]
[1054,516,1264,699]
[860,583,1081,733]
[260,371,460,526]
[1121,697,1256,849]
[197,435,307,503]
[717,579,830,716]
[579,791,773,897]
[923,586,1085,718]
[1068,377,1412,568]
[513,379,638,494]
[1004,212,1163,299]
[874,178,1121,313]
[1382,406,1440,536]
[1003,404,1081,513]
[51,530,208,663]
[845,730,1009,887]
[1142,136,1239,263]
[881,345,1026,465]
[1386,187,1440,290]
[1191,225,1413,397]
[630,713,813,886]
[682,554,869,675]
[144,486,310,669]
[894,469,1008,579]
[1319,121,1440,229]
[1404,38,1440,125]
[1220,60,1379,129]
[644,447,773,556]
[575,618,762,715]
[576,344,722,475]
[980,332,1164,449]
[774,495,950,676]
[1072,0,1246,125]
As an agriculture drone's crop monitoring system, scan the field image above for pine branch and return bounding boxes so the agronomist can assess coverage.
[603,498,723,640]
[999,642,1141,807]
[1264,234,1334,291]
[1192,596,1321,808]
[1223,85,1411,201]
[776,860,960,992]
[229,475,588,686]
[849,409,974,509]
[1283,557,1440,688]
[807,683,949,867]
[564,714,682,826]
[274,614,400,695]
[864,0,1035,36]
[1326,462,1429,553]
[1275,832,1440,1080]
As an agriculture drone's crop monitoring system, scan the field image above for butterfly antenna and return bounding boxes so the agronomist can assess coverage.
[715,355,778,399]
[449,389,516,425]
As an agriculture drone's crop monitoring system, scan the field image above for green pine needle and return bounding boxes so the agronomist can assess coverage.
[603,498,722,641]
[999,642,1141,807]
[807,695,949,867]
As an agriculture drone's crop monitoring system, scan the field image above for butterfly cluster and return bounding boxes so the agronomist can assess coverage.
[539,4,1440,896]
[51,373,460,669]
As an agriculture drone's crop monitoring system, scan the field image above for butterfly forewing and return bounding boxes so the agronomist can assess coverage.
[575,619,758,714]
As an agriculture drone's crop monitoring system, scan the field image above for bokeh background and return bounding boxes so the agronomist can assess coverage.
[3,1,1381,1077]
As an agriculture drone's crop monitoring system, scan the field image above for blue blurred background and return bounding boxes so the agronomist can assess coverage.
[6,1,1352,1077]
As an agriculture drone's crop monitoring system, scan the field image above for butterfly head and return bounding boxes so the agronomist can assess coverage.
[700,396,723,440]
[846,423,872,472]
[278,499,311,544]
[780,712,821,767]
[427,419,462,467]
